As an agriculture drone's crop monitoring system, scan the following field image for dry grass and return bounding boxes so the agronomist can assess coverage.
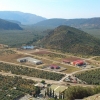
[0,49,81,73]
[84,93,100,100]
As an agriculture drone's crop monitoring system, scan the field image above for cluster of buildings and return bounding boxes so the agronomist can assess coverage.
[72,60,85,66]
[63,59,86,67]
[65,75,78,83]
[64,75,84,84]
[17,57,43,65]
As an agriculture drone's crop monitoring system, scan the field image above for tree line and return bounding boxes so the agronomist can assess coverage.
[75,69,100,85]
[49,86,100,100]
[0,62,64,81]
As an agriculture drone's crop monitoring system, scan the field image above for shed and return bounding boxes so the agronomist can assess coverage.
[17,57,43,65]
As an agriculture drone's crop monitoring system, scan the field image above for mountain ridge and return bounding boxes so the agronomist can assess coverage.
[0,18,23,30]
[33,18,100,29]
[0,11,47,25]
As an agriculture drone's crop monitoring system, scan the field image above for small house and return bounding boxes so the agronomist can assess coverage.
[50,65,60,69]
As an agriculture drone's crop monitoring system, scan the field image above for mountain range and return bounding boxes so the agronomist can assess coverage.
[0,11,46,25]
[33,18,100,29]
[0,18,23,30]
[0,11,100,29]
[38,25,100,56]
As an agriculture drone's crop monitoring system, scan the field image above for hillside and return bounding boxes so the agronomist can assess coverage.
[0,11,46,25]
[84,93,100,100]
[0,19,23,30]
[34,18,100,29]
[38,25,100,56]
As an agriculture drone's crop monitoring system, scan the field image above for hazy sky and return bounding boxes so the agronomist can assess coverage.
[0,0,100,19]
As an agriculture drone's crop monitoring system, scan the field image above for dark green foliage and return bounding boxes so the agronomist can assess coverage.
[64,86,93,100]
[49,86,100,100]
[41,80,45,84]
[0,62,64,81]
[33,86,41,97]
[0,26,46,47]
[0,18,23,30]
[76,69,100,85]
[64,86,100,100]
[39,25,100,56]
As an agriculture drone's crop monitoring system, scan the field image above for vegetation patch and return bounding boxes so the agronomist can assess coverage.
[0,75,35,100]
[75,69,100,85]
[0,62,64,81]
[0,49,16,55]
[49,86,100,100]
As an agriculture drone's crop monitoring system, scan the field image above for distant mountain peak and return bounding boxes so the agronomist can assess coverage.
[0,11,47,25]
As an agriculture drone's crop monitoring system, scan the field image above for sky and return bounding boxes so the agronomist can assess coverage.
[0,0,100,19]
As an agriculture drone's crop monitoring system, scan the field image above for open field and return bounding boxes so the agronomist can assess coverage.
[17,49,81,73]
[1,48,99,75]
[93,56,100,61]
[31,49,81,62]
[0,48,80,74]
[85,59,100,67]
[0,49,37,67]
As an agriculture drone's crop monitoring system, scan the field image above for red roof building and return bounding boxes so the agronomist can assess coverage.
[73,60,85,66]
[50,65,60,69]
[63,60,70,64]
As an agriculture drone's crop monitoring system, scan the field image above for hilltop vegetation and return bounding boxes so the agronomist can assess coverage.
[0,18,23,30]
[38,25,100,56]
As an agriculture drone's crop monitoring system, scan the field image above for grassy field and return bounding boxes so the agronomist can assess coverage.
[18,49,81,73]
[0,48,81,73]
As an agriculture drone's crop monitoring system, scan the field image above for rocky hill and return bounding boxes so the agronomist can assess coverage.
[38,25,100,55]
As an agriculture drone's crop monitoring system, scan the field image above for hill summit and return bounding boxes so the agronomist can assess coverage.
[38,25,100,55]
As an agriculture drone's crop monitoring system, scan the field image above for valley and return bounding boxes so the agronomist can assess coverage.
[0,14,100,100]
[0,45,100,100]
